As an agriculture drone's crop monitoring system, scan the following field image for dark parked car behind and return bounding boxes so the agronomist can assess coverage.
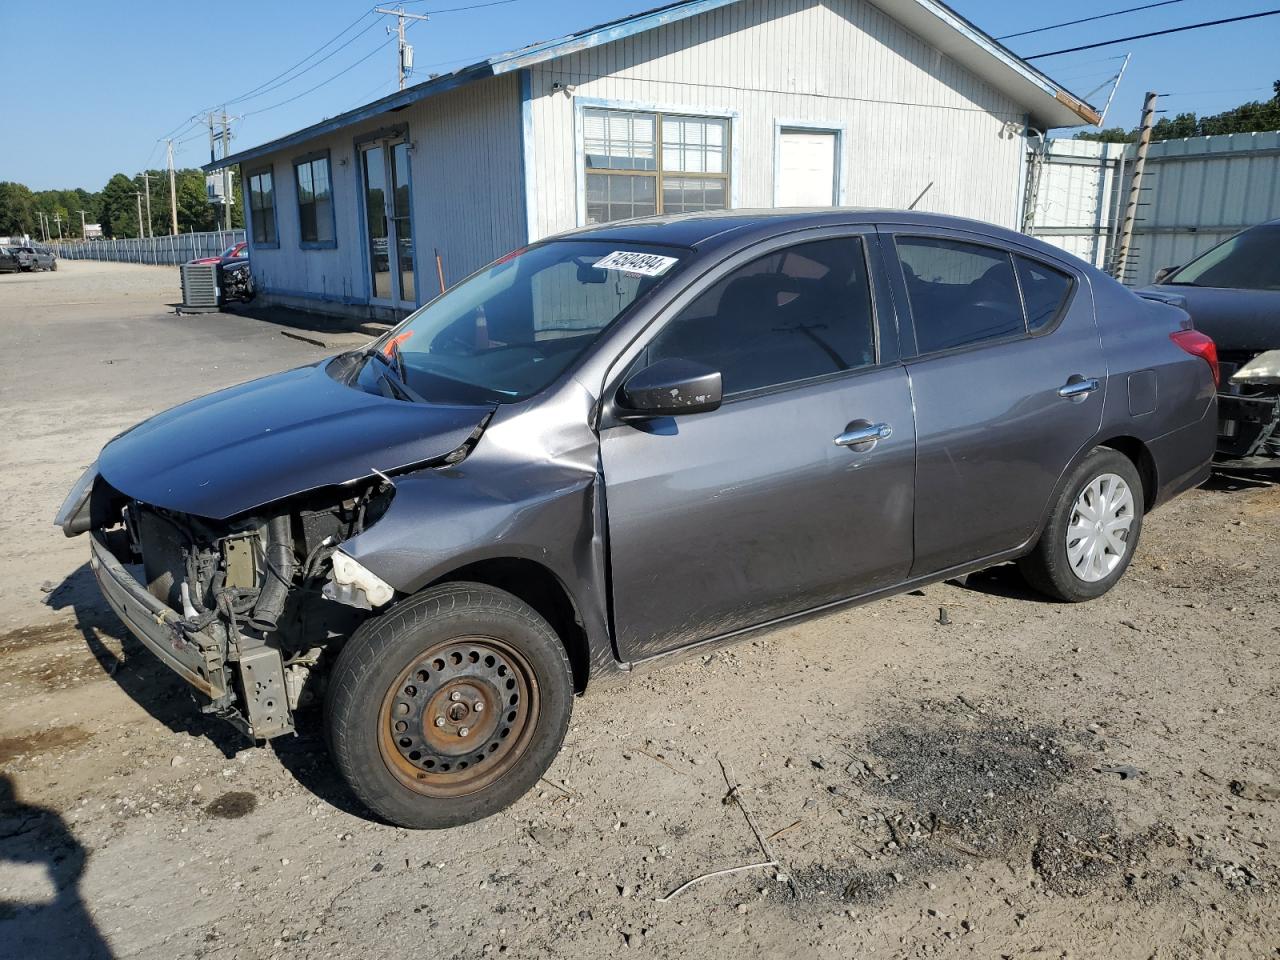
[1144,218,1280,467]
[15,245,56,271]
[0,246,22,273]
[57,210,1217,829]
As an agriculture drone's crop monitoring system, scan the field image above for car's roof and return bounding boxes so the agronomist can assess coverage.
[560,208,1042,253]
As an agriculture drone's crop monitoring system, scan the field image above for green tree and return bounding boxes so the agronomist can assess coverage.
[1076,81,1280,143]
[1075,127,1134,143]
[99,172,141,239]
[0,181,37,237]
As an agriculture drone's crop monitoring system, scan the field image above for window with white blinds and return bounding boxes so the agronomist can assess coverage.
[583,107,730,224]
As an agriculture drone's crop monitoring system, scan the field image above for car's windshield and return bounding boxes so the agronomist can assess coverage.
[348,240,687,405]
[1168,225,1280,291]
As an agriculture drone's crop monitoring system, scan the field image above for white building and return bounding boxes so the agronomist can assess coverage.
[208,0,1099,320]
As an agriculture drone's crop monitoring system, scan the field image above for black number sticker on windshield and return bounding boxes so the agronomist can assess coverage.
[593,250,679,277]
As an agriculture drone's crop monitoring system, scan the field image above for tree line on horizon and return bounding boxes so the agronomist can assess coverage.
[0,168,244,241]
[1076,80,1280,144]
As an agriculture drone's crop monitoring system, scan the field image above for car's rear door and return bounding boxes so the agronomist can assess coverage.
[599,228,916,662]
[883,227,1106,575]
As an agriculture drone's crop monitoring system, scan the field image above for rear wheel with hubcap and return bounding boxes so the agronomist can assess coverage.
[327,582,573,828]
[1019,448,1144,602]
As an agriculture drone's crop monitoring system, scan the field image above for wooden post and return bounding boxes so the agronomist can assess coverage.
[1112,91,1158,283]
[435,248,446,294]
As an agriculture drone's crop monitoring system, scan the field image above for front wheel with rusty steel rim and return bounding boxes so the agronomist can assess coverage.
[378,637,540,798]
[327,582,573,829]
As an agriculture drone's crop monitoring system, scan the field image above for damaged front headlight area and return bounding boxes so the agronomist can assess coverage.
[54,459,98,537]
[1230,349,1280,385]
[1218,349,1280,463]
[84,478,398,740]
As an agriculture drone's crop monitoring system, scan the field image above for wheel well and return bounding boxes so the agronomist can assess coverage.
[432,559,590,693]
[1098,436,1157,512]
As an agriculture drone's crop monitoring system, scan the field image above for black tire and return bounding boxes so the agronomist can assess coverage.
[1019,448,1144,602]
[326,582,573,829]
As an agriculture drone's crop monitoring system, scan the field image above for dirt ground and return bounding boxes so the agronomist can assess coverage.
[0,261,1277,960]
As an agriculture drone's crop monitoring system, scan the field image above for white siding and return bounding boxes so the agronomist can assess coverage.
[245,73,525,314]
[526,0,1028,240]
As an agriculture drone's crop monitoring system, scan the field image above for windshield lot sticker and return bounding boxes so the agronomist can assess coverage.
[593,251,678,277]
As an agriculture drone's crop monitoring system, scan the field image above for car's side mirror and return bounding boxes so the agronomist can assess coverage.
[1153,265,1181,284]
[617,358,723,419]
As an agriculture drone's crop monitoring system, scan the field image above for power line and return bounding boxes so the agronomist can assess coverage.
[154,10,378,153]
[401,0,522,11]
[242,25,416,119]
[222,15,382,107]
[997,0,1188,40]
[1026,9,1280,59]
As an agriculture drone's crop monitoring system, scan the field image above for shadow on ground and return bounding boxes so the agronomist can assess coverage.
[41,564,370,820]
[0,775,113,960]
[951,562,1051,603]
[227,302,391,338]
[43,564,244,758]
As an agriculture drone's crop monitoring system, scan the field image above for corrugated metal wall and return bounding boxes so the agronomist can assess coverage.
[1127,131,1280,285]
[526,0,1029,240]
[1026,131,1280,284]
[245,73,525,314]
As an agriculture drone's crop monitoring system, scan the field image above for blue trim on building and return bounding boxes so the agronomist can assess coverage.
[245,164,279,250]
[293,150,339,250]
[519,68,538,244]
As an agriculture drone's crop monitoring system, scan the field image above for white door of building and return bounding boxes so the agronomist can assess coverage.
[776,130,838,207]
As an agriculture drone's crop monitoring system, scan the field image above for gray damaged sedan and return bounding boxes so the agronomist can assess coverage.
[57,210,1218,828]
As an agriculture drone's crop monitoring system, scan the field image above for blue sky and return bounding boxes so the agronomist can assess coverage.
[2,0,1276,190]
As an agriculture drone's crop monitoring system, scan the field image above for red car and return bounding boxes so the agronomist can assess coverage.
[189,241,247,266]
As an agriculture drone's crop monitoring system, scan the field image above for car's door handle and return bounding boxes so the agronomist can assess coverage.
[834,422,893,448]
[1057,377,1100,399]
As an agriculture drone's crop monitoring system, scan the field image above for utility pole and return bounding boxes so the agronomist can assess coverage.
[1112,90,1158,283]
[78,209,87,239]
[375,6,429,90]
[220,109,233,230]
[37,211,48,242]
[53,213,63,240]
[141,171,154,238]
[165,138,179,235]
[135,192,145,239]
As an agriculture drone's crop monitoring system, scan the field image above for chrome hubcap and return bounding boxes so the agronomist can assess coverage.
[1066,473,1134,583]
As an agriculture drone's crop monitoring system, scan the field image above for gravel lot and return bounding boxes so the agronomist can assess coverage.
[0,261,1277,960]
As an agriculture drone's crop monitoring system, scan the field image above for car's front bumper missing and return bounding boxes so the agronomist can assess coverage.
[90,529,229,700]
[1216,391,1280,467]
[90,530,295,739]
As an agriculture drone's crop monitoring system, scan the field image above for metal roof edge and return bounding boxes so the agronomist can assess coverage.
[204,62,497,171]
[888,0,1101,125]
[207,0,1099,171]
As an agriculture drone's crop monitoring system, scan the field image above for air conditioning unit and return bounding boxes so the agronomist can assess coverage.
[179,262,220,311]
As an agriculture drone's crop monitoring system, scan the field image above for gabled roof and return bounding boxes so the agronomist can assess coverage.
[207,0,1099,172]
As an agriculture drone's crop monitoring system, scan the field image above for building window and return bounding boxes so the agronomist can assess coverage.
[583,108,729,224]
[247,169,277,246]
[294,155,334,246]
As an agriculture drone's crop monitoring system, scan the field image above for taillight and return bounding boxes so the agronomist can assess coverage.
[1170,329,1219,387]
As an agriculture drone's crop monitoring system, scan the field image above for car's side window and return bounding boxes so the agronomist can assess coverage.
[1015,255,1073,332]
[646,237,876,397]
[896,237,1024,354]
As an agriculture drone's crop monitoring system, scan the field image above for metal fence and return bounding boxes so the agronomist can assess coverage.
[49,230,246,266]
[1025,130,1280,285]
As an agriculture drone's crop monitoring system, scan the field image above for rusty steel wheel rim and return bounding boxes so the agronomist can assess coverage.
[377,637,540,798]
